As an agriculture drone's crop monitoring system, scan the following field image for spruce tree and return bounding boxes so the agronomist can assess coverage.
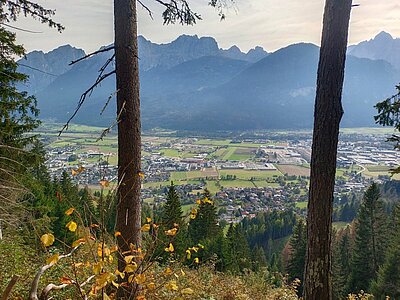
[188,189,220,244]
[348,183,388,293]
[371,204,400,299]
[161,182,183,228]
[287,218,306,294]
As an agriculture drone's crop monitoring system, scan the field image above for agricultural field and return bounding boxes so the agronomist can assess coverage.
[276,164,310,176]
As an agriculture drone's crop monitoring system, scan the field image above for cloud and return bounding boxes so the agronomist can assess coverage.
[10,0,400,53]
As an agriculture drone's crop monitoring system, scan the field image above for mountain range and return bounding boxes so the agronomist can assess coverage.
[17,32,400,130]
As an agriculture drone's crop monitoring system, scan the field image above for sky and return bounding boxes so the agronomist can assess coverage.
[10,0,400,54]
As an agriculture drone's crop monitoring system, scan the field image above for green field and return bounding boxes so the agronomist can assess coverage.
[219,169,282,180]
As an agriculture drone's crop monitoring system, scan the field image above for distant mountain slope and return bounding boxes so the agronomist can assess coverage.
[348,31,400,69]
[145,43,398,130]
[20,34,400,130]
[17,45,85,94]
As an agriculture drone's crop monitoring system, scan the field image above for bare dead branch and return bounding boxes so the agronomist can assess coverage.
[97,101,126,142]
[137,0,154,19]
[69,46,115,66]
[58,70,116,136]
[1,275,20,300]
[100,89,119,116]
[40,275,95,300]
[29,246,81,300]
[89,54,115,97]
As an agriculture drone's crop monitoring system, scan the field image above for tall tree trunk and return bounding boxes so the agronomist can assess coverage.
[303,0,352,299]
[114,0,142,296]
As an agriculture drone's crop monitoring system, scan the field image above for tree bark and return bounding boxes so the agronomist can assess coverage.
[303,0,352,299]
[114,0,142,297]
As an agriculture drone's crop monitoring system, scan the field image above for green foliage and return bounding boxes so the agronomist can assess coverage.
[371,204,400,299]
[348,183,388,293]
[287,218,306,294]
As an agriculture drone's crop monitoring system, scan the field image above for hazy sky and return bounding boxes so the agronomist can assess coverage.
[11,0,400,53]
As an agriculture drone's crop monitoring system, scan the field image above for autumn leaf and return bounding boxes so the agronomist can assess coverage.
[146,217,152,223]
[165,228,178,236]
[124,263,137,273]
[138,171,145,179]
[99,180,110,188]
[65,207,75,216]
[46,253,60,265]
[165,280,178,291]
[71,169,78,176]
[41,233,55,247]
[77,165,85,173]
[115,269,125,279]
[194,257,199,264]
[60,277,73,285]
[72,238,85,248]
[164,267,173,275]
[196,199,201,204]
[181,288,194,295]
[147,282,156,290]
[124,255,135,264]
[165,243,174,253]
[114,231,121,237]
[93,262,103,275]
[141,224,150,232]
[186,249,191,259]
[66,221,78,232]
[135,273,146,284]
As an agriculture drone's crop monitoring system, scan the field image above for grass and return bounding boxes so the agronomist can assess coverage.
[295,201,308,209]
[333,222,350,229]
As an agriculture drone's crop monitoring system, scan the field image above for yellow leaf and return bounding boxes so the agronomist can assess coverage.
[196,199,201,204]
[135,273,146,285]
[146,217,152,223]
[124,263,137,273]
[165,243,174,253]
[112,281,119,288]
[103,293,111,300]
[164,267,173,275]
[99,180,110,188]
[115,269,125,279]
[71,169,78,176]
[181,288,194,295]
[93,262,103,275]
[194,257,199,264]
[147,282,156,290]
[141,224,150,232]
[72,238,85,248]
[186,250,191,259]
[165,228,178,236]
[66,221,77,232]
[46,253,60,265]
[138,171,145,179]
[165,280,178,291]
[77,166,85,173]
[97,244,111,257]
[41,233,55,247]
[124,255,135,264]
[114,231,121,237]
[181,269,186,276]
[65,208,75,216]
[96,272,113,290]
[136,295,146,300]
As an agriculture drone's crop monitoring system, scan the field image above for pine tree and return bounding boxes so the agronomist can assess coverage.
[332,227,351,299]
[224,223,251,273]
[161,182,183,228]
[158,183,187,260]
[287,218,306,294]
[348,183,388,293]
[371,204,400,299]
[188,189,220,244]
